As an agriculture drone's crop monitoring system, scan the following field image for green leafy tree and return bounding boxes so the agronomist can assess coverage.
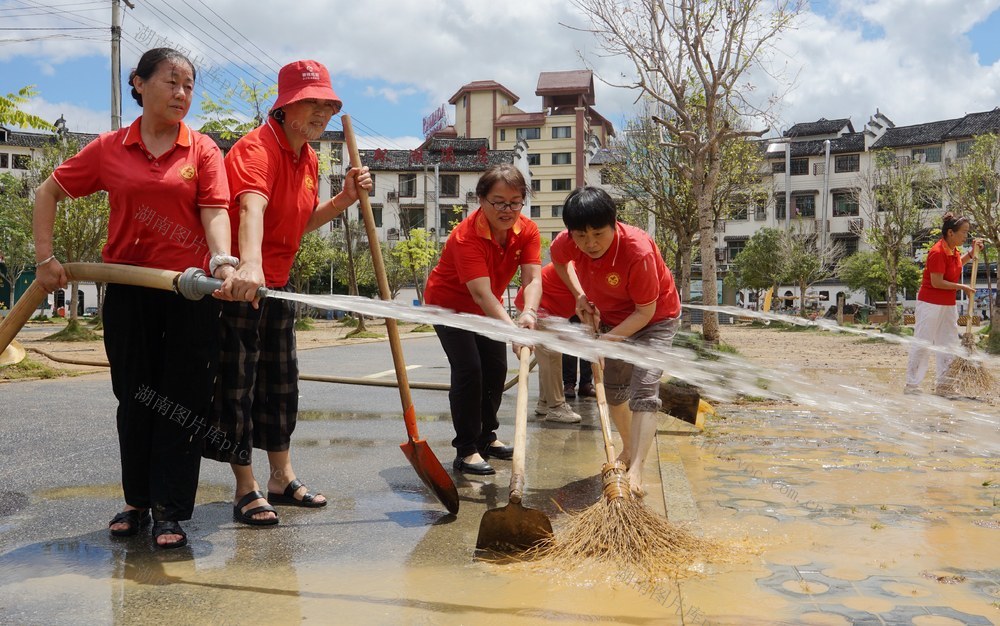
[393,228,439,304]
[0,173,34,309]
[858,148,939,328]
[289,231,334,321]
[1,86,53,130]
[837,250,921,305]
[781,232,833,317]
[576,0,802,343]
[945,133,1000,351]
[725,227,784,305]
[198,79,277,140]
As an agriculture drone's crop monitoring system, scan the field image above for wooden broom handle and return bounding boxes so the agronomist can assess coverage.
[342,116,418,438]
[967,255,980,335]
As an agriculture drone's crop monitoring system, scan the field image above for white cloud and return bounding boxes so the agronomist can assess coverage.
[22,97,110,135]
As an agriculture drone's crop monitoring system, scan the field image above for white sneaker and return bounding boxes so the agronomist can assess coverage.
[545,402,582,423]
[534,399,549,416]
[903,385,920,395]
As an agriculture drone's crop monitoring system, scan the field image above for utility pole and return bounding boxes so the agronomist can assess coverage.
[110,0,135,130]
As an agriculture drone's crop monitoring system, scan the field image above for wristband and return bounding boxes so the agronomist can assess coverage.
[35,255,57,268]
[210,254,240,276]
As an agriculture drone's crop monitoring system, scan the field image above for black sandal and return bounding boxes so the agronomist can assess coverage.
[233,490,279,526]
[109,509,151,537]
[151,520,187,549]
[267,478,327,508]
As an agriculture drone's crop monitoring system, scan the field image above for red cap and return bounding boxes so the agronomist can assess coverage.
[271,60,342,113]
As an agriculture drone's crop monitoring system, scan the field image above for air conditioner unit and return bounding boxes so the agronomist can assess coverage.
[387,191,398,201]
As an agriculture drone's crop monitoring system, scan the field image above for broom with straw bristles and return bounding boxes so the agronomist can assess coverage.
[532,314,724,579]
[941,251,996,397]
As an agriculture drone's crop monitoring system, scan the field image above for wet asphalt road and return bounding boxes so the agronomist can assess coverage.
[0,336,674,625]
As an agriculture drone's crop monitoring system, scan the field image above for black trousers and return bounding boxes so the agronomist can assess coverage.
[103,284,220,521]
[434,325,507,458]
[562,315,593,387]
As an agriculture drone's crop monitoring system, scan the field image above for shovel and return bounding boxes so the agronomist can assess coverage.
[342,115,459,515]
[476,346,553,552]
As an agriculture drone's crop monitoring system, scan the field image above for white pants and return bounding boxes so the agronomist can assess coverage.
[536,344,566,406]
[905,300,959,389]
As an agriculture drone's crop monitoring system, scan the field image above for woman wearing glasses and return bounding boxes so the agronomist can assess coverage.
[424,164,542,475]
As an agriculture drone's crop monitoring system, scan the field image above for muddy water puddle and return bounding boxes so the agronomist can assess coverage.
[677,406,999,625]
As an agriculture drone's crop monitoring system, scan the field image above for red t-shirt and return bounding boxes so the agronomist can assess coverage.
[514,262,575,319]
[919,239,963,305]
[226,117,320,287]
[52,117,229,272]
[424,209,541,315]
[550,222,681,327]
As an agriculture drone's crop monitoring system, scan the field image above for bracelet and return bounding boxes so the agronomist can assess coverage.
[35,255,56,268]
[209,253,240,276]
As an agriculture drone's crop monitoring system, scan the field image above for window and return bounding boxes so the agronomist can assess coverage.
[527,153,541,166]
[835,154,859,173]
[440,207,462,233]
[530,205,541,218]
[531,179,541,192]
[12,154,30,170]
[363,203,383,227]
[790,158,809,176]
[368,173,376,197]
[775,195,786,220]
[832,192,859,217]
[729,197,749,220]
[771,161,786,174]
[840,236,859,257]
[552,152,571,165]
[754,206,766,220]
[911,146,942,164]
[500,129,506,142]
[552,126,572,139]
[552,205,563,218]
[957,140,974,158]
[399,173,417,197]
[439,174,459,197]
[329,174,344,195]
[794,194,815,217]
[401,206,425,230]
[330,143,343,165]
[516,127,541,141]
[308,141,321,153]
[0,154,7,169]
[727,240,746,262]
[552,179,572,191]
[551,231,562,241]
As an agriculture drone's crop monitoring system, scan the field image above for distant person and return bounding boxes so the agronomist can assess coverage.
[424,164,542,475]
[211,60,371,525]
[515,262,582,424]
[562,326,595,399]
[551,186,681,496]
[904,211,982,395]
[32,47,232,548]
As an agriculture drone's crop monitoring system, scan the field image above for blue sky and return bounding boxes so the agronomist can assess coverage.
[3,0,1000,144]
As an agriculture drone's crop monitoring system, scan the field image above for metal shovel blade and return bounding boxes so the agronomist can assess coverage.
[401,438,460,515]
[476,498,554,553]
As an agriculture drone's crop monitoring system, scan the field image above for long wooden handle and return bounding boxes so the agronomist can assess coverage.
[509,346,531,503]
[967,255,980,335]
[342,115,419,440]
[0,263,182,356]
[582,311,617,465]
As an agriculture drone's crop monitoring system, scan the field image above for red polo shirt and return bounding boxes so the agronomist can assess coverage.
[424,209,541,315]
[52,116,229,272]
[226,117,320,287]
[514,262,576,319]
[550,222,680,327]
[919,239,963,305]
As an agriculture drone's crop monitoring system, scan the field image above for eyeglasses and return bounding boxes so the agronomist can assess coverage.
[484,198,525,212]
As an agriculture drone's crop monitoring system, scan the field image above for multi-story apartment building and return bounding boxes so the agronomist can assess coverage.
[719,108,1000,309]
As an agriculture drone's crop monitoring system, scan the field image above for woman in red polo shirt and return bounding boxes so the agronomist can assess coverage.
[905,211,982,394]
[32,48,233,548]
[424,164,542,475]
[208,60,371,525]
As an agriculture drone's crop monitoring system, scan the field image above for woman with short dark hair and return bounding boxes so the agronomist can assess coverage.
[32,47,233,548]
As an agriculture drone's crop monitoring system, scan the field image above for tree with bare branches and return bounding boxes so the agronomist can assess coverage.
[858,149,939,329]
[572,0,802,343]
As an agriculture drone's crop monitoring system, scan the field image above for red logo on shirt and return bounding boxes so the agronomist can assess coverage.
[178,164,196,181]
[304,175,315,191]
[606,272,621,287]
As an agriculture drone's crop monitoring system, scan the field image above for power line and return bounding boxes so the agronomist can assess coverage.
[0,0,107,11]
[0,26,103,29]
[190,0,282,69]
[11,0,106,27]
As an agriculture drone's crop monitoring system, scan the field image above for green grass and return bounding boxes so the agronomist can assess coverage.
[294,317,315,331]
[0,356,62,380]
[410,324,435,333]
[346,330,380,339]
[340,315,359,328]
[43,318,101,341]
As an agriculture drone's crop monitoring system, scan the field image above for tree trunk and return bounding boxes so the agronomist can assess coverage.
[678,236,693,330]
[886,255,899,328]
[799,279,807,317]
[343,219,366,332]
[69,281,79,321]
[697,191,719,344]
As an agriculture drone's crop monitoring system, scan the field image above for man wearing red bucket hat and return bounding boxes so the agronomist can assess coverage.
[208,60,372,525]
